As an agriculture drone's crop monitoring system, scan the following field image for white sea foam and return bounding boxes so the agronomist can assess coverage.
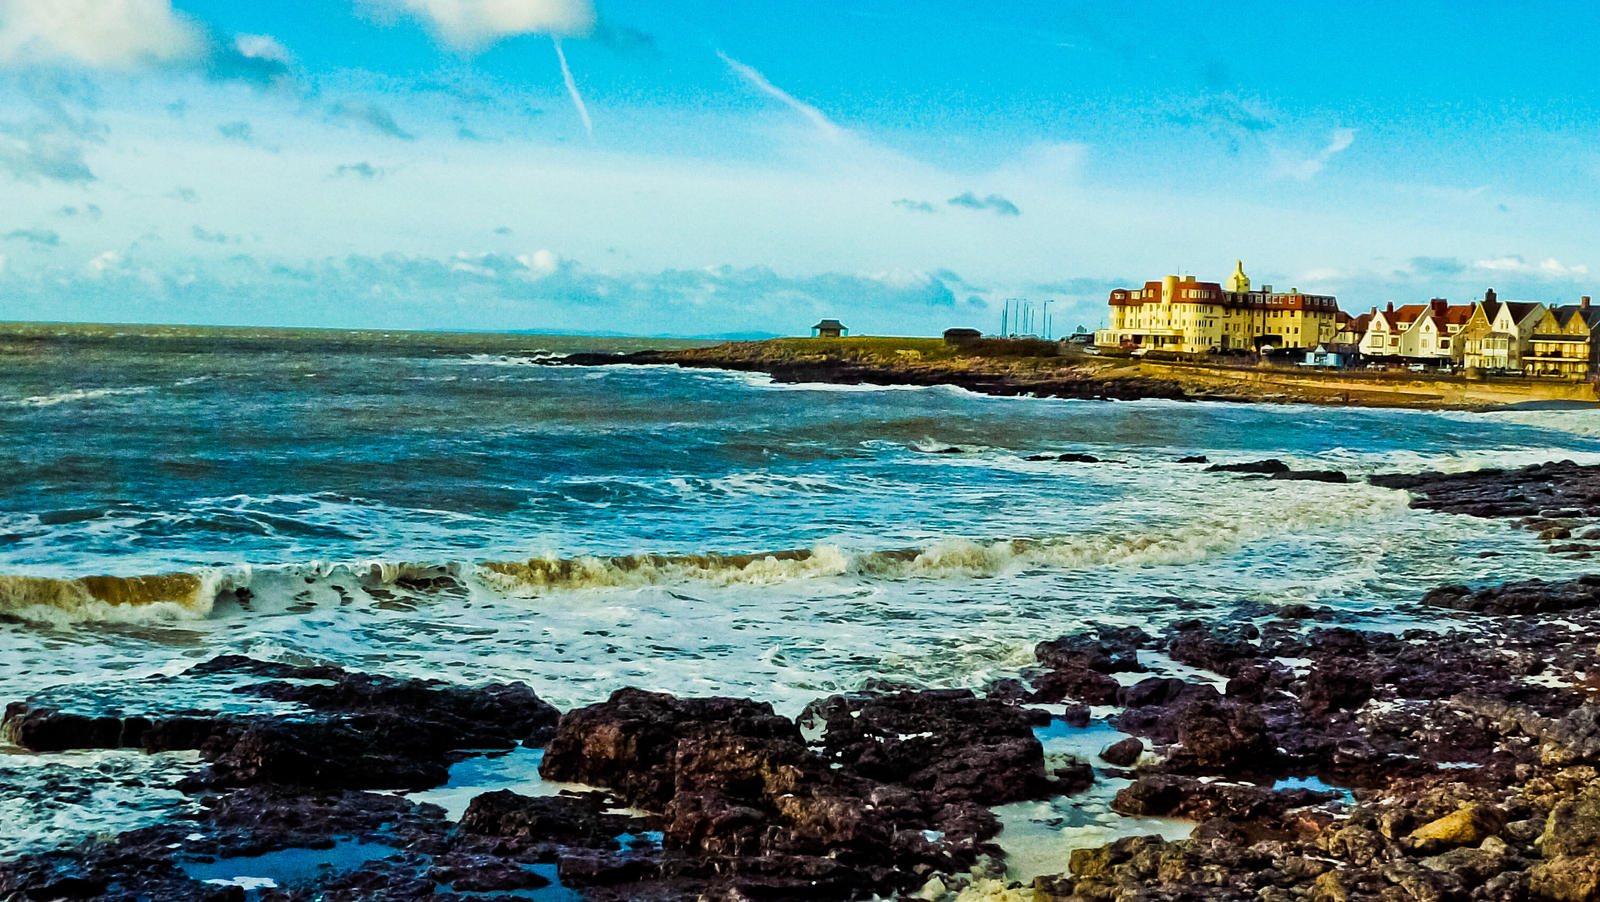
[5,386,155,408]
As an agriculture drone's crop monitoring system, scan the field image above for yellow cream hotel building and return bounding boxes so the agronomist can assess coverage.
[1095,262,1341,353]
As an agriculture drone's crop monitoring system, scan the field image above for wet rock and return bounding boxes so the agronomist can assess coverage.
[1165,620,1262,675]
[428,853,551,892]
[1270,469,1348,483]
[801,689,1053,805]
[248,666,561,748]
[1208,459,1291,474]
[540,689,797,809]
[1423,576,1600,615]
[1177,455,1209,463]
[459,789,651,848]
[1301,657,1376,714]
[538,687,1018,899]
[1099,737,1144,767]
[1169,697,1276,772]
[0,655,560,793]
[1028,664,1121,705]
[1371,460,1600,528]
[1111,773,1337,824]
[1117,676,1200,709]
[1035,626,1149,674]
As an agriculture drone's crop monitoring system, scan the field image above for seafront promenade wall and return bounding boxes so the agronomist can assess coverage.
[1136,361,1599,408]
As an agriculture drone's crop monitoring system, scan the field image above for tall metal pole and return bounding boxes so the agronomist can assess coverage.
[1001,299,1008,337]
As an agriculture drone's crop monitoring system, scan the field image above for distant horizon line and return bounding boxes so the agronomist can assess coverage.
[0,319,813,343]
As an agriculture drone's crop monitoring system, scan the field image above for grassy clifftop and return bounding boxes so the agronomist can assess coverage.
[666,336,1078,372]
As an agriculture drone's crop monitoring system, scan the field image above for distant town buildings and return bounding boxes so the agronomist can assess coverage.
[1357,299,1473,360]
[1095,262,1339,354]
[1092,266,1600,380]
[1456,292,1544,371]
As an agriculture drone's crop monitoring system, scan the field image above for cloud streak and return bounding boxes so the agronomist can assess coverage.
[1276,127,1356,180]
[717,50,843,142]
[553,38,592,137]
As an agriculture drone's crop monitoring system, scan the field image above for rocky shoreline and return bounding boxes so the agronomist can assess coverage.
[543,342,1599,410]
[550,347,1207,404]
[6,463,1600,900]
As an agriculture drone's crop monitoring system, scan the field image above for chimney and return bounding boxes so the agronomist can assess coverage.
[1386,302,1395,314]
[1584,296,1592,309]
[1431,298,1448,315]
[1485,288,1497,303]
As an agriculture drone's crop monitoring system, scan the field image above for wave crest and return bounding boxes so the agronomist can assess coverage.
[0,572,217,624]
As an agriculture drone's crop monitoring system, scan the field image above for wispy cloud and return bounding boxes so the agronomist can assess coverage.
[1169,92,1275,152]
[0,122,95,182]
[1474,255,1589,278]
[332,161,384,180]
[948,192,1021,216]
[893,199,937,213]
[191,226,238,244]
[2,228,59,246]
[327,100,415,140]
[1275,127,1356,180]
[553,39,592,137]
[717,50,843,142]
[217,120,253,142]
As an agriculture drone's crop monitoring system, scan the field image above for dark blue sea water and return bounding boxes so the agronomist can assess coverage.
[4,322,1600,857]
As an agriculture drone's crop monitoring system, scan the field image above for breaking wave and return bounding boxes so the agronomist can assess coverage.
[5,386,155,408]
[0,485,1409,626]
[0,572,220,624]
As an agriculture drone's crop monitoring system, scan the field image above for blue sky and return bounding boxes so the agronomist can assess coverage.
[2,0,1599,336]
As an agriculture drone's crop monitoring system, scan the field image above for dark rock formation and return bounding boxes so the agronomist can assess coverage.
[1207,459,1291,474]
[1,656,559,792]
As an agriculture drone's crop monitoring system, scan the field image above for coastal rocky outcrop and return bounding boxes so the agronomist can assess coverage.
[1012,568,1600,902]
[1373,459,1600,554]
[551,348,1204,403]
[0,670,1081,900]
[2,655,560,790]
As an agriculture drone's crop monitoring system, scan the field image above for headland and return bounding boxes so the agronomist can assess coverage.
[552,336,1600,411]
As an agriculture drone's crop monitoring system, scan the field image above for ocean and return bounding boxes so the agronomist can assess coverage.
[4,323,1600,860]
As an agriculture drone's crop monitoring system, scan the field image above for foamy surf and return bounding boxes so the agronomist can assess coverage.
[0,482,1413,627]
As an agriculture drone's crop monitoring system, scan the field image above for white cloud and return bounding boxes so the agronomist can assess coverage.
[1474,255,1589,278]
[233,33,291,65]
[0,0,206,70]
[86,250,123,275]
[371,0,596,48]
[1273,126,1356,181]
[718,50,844,143]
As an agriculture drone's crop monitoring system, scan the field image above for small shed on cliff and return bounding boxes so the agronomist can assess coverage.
[943,328,982,346]
[811,319,847,338]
